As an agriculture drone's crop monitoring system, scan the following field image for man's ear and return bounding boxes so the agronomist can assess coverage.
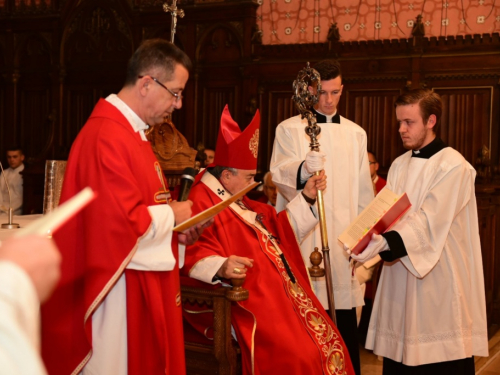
[138,76,149,96]
[426,114,437,129]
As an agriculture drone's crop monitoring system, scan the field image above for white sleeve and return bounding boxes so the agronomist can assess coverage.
[127,204,177,271]
[0,262,48,375]
[357,132,375,214]
[394,164,474,278]
[285,193,318,243]
[188,256,227,284]
[270,122,304,203]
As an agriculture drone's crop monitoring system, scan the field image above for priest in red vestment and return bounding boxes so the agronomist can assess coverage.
[183,105,354,375]
[40,39,207,375]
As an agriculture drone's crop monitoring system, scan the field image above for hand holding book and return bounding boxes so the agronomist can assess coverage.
[348,233,389,263]
[338,188,411,255]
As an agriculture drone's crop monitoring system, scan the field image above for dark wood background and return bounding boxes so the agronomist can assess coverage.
[1,0,499,337]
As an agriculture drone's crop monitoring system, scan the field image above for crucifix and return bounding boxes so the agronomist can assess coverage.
[163,0,185,43]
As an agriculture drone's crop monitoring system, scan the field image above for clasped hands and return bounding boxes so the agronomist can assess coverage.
[345,233,389,263]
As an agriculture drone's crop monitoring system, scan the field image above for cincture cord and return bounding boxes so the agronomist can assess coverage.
[255,213,296,284]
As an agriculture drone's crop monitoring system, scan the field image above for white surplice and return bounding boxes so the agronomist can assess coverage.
[0,164,24,215]
[366,147,489,365]
[270,114,374,310]
[0,261,47,375]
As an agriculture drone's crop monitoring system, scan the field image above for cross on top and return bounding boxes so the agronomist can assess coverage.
[163,0,185,43]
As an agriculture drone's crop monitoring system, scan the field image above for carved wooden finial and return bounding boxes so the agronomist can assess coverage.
[226,278,249,301]
[309,247,325,277]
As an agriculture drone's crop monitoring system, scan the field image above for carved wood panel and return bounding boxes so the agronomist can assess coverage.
[259,90,297,171]
[16,34,54,159]
[63,89,99,148]
[344,88,405,173]
[432,86,493,165]
[195,85,239,152]
[476,186,500,334]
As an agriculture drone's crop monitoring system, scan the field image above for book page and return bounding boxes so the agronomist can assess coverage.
[340,188,400,248]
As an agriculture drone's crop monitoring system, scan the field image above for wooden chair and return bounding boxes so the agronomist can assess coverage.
[181,276,248,375]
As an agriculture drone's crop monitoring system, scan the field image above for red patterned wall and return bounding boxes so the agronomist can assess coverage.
[257,0,500,44]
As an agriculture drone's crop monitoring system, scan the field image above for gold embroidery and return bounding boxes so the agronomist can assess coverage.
[233,205,348,375]
[249,129,259,158]
[257,228,347,375]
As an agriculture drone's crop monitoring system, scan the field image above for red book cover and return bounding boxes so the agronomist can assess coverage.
[338,189,411,255]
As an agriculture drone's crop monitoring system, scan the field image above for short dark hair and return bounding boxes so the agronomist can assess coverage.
[124,39,192,86]
[6,146,23,154]
[394,89,442,132]
[209,166,238,179]
[313,59,342,82]
[367,150,377,162]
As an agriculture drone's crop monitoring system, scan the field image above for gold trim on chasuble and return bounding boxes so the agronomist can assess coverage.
[231,204,349,375]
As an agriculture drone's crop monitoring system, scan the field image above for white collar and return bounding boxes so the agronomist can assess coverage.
[315,109,337,123]
[106,94,149,140]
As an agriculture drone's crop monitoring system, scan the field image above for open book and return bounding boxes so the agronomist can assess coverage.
[338,188,411,255]
[173,181,260,232]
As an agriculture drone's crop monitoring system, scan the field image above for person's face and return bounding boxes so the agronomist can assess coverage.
[368,153,378,179]
[263,177,278,206]
[7,150,24,169]
[204,149,215,166]
[142,64,189,126]
[221,169,256,195]
[312,76,343,116]
[396,103,436,151]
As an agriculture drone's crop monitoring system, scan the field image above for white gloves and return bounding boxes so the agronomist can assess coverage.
[301,151,326,181]
[349,233,389,263]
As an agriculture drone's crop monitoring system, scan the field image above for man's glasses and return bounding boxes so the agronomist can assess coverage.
[138,75,183,102]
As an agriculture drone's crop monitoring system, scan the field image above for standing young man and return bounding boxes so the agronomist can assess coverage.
[270,59,374,375]
[350,89,488,374]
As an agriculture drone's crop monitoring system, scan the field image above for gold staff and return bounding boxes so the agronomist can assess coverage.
[292,63,336,324]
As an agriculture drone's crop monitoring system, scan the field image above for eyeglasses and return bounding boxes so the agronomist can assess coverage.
[369,161,377,165]
[138,75,183,102]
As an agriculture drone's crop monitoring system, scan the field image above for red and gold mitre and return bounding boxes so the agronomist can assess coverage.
[214,104,260,170]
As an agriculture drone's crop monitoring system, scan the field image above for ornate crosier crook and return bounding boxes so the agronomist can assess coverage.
[292,63,337,324]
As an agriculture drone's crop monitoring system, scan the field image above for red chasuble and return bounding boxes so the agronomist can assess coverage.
[183,178,354,375]
[41,99,185,375]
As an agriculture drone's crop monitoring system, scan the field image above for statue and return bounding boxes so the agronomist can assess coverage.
[327,22,340,42]
[412,14,425,37]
